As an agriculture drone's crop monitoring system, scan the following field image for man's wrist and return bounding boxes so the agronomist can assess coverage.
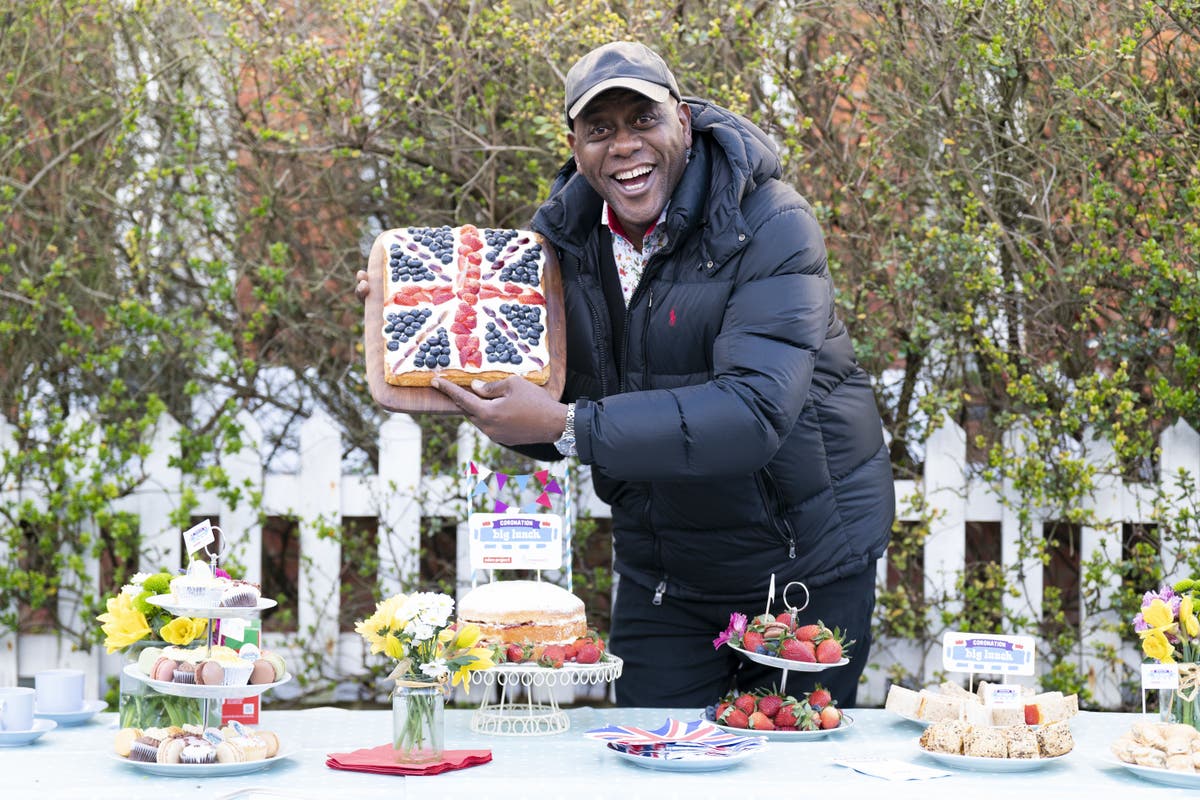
[553,402,577,456]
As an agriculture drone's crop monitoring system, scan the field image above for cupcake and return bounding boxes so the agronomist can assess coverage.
[220,580,262,608]
[179,736,217,764]
[173,662,197,684]
[170,560,226,607]
[128,734,162,762]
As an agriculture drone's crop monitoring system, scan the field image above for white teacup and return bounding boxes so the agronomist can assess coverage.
[0,686,35,732]
[34,669,85,713]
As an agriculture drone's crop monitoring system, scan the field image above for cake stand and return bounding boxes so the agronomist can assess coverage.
[468,656,623,735]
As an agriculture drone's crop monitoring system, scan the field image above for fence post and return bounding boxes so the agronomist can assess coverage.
[1160,418,1200,583]
[922,415,967,684]
[223,410,265,583]
[137,414,183,570]
[377,413,422,597]
[0,416,16,685]
[1080,426,1124,707]
[1001,424,1043,632]
[297,410,342,660]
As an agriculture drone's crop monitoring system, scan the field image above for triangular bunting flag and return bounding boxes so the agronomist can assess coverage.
[473,480,490,497]
[476,466,493,483]
[493,500,509,513]
[544,479,562,495]
[469,461,479,475]
[534,469,550,485]
[514,474,531,491]
[495,472,508,492]
[535,491,552,508]
[520,501,540,514]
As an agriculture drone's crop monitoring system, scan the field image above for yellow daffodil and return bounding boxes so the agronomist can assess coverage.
[160,616,208,646]
[450,647,495,692]
[97,593,152,654]
[1181,595,1200,639]
[1144,598,1176,630]
[1143,629,1175,662]
[383,632,406,660]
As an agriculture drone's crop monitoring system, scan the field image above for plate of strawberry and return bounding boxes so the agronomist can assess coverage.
[705,686,853,740]
[714,612,851,672]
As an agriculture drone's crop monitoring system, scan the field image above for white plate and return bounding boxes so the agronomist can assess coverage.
[728,645,850,672]
[148,594,277,619]
[891,709,933,727]
[123,664,290,699]
[607,743,758,772]
[34,699,107,726]
[112,749,295,777]
[918,744,1070,772]
[706,711,855,740]
[1111,757,1200,788]
[0,718,56,747]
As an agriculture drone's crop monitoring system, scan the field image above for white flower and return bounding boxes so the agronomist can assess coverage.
[420,658,448,680]
[406,621,436,643]
[122,572,152,595]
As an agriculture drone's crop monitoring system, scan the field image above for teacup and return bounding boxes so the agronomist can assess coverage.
[0,686,35,732]
[35,669,85,713]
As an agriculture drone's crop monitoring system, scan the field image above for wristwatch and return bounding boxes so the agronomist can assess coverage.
[553,402,577,456]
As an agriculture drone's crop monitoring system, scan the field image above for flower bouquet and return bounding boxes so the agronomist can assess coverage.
[97,570,214,729]
[355,591,493,763]
[1134,581,1200,729]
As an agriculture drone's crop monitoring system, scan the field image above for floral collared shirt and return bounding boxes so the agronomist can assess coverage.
[602,202,669,306]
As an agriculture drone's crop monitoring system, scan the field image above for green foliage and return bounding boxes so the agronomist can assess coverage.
[2,0,1198,708]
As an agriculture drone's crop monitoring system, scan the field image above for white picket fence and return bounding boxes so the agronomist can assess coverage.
[2,411,1198,709]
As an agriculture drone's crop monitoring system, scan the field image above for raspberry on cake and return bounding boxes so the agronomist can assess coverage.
[457,580,587,647]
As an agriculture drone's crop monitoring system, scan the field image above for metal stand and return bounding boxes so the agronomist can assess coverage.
[468,657,623,735]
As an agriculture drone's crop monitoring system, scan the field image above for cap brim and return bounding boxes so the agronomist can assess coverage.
[568,78,671,121]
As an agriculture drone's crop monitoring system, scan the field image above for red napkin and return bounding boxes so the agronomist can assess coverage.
[325,745,492,776]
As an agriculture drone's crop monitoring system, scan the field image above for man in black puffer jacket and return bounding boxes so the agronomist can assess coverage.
[430,42,894,709]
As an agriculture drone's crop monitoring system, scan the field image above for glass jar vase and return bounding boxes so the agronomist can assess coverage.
[1160,663,1200,732]
[392,680,445,764]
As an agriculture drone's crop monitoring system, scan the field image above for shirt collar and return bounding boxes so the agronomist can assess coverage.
[602,202,668,244]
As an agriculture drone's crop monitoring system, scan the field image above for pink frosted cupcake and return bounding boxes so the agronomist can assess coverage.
[173,662,197,684]
[220,580,262,608]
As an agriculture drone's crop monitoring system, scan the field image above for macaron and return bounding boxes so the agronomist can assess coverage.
[151,657,179,683]
[196,660,225,686]
[249,659,275,685]
[136,646,164,675]
[113,727,141,758]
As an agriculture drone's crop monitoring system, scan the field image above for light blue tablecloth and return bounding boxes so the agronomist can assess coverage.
[1,707,1193,799]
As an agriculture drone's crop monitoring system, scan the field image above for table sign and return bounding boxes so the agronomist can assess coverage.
[942,631,1036,676]
[1140,662,1180,715]
[468,513,562,570]
[182,518,217,556]
[981,682,1023,707]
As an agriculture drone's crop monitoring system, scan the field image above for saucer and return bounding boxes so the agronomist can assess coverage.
[34,699,108,726]
[0,718,56,747]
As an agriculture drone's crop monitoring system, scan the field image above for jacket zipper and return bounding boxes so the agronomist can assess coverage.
[756,467,797,558]
[575,250,610,396]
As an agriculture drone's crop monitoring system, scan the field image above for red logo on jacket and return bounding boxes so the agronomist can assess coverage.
[669,308,677,327]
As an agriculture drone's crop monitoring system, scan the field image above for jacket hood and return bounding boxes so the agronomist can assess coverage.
[532,98,783,269]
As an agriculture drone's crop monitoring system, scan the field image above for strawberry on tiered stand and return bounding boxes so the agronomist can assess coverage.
[714,578,851,692]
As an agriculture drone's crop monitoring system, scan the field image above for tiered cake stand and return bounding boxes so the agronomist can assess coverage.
[118,540,292,775]
[468,656,623,735]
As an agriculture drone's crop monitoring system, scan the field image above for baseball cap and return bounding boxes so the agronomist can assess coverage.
[564,41,681,123]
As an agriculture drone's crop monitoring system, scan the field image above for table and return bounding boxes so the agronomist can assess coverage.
[3,707,1195,799]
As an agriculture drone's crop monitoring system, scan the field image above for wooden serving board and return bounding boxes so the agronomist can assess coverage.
[363,229,566,415]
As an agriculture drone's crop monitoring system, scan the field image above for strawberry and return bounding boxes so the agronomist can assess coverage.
[722,708,750,728]
[538,644,566,668]
[774,702,800,728]
[714,701,731,721]
[742,631,766,653]
[756,693,784,719]
[775,612,794,628]
[747,711,776,730]
[794,624,821,642]
[819,706,842,729]
[504,643,527,664]
[815,638,843,663]
[575,643,601,664]
[733,693,758,716]
[807,686,832,710]
[778,638,816,662]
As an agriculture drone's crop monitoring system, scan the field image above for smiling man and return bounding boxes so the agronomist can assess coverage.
[427,42,894,710]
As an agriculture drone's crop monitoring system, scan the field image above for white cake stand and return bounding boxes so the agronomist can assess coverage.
[468,656,623,735]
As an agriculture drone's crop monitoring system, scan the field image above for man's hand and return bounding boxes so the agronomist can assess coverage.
[432,375,567,447]
[354,270,370,303]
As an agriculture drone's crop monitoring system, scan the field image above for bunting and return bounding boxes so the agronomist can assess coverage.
[466,461,565,514]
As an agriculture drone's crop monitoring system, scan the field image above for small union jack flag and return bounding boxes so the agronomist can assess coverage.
[584,718,763,755]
